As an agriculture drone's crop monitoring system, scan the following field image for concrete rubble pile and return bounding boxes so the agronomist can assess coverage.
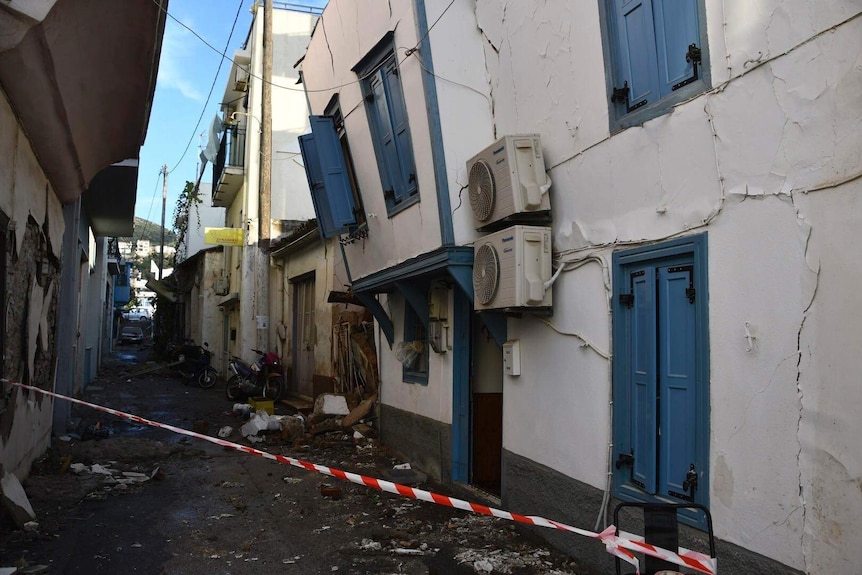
[228,392,379,446]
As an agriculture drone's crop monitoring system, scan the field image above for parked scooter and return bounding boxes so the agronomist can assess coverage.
[225,349,284,401]
[175,341,218,389]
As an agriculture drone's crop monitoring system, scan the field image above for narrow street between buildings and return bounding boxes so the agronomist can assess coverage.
[1,346,599,575]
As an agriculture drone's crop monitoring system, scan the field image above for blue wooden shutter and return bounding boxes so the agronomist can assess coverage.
[298,132,332,236]
[299,121,356,238]
[382,58,417,199]
[657,265,697,498]
[613,0,660,108]
[652,0,700,97]
[308,115,357,232]
[630,267,657,493]
[369,69,401,206]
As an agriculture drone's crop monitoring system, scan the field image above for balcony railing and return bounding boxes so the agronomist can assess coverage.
[213,126,246,187]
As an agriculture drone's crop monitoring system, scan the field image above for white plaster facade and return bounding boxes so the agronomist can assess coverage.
[212,5,319,366]
[300,1,862,573]
[0,0,164,480]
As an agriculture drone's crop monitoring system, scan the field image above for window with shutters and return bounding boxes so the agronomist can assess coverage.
[402,302,429,384]
[612,234,710,528]
[298,114,361,239]
[602,0,710,130]
[353,33,419,217]
[325,96,367,232]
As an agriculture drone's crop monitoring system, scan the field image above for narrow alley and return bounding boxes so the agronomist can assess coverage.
[0,346,596,575]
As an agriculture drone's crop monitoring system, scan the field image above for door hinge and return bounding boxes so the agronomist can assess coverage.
[619,293,634,308]
[686,287,696,303]
[673,43,702,91]
[615,450,634,469]
[611,80,647,112]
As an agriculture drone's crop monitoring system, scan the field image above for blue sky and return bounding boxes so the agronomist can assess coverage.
[136,0,327,227]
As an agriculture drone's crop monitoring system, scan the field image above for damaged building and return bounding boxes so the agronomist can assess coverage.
[297,1,862,573]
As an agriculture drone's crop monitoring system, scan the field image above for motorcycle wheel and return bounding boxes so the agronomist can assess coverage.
[198,367,218,389]
[263,375,284,402]
[225,375,243,401]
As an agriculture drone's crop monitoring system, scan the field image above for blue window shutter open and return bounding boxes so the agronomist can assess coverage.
[298,132,336,237]
[382,58,417,199]
[309,115,357,232]
[657,265,697,498]
[614,0,660,107]
[630,267,657,493]
[653,0,700,97]
[370,70,402,205]
[299,118,357,239]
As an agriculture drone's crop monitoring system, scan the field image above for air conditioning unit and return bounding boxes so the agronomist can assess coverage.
[215,276,229,296]
[473,225,553,311]
[467,134,552,231]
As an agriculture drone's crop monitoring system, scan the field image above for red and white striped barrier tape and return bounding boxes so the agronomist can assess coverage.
[6,381,716,575]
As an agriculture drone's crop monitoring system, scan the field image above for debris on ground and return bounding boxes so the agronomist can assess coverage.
[1,472,36,528]
[313,394,349,416]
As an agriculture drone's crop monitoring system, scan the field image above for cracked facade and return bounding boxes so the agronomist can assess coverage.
[298,1,861,573]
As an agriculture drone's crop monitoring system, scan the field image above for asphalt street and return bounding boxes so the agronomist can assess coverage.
[0,343,600,574]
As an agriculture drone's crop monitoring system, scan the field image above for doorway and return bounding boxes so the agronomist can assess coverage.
[292,274,315,397]
[470,314,503,495]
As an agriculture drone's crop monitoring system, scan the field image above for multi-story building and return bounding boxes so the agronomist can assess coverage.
[298,1,862,573]
[210,3,322,377]
[135,238,152,259]
[0,1,165,476]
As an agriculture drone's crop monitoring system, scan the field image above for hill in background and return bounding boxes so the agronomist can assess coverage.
[123,217,177,246]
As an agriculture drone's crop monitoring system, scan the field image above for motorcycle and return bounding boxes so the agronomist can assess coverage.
[174,341,218,389]
[225,348,284,401]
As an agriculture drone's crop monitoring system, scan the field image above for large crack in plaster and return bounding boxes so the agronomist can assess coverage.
[318,14,335,74]
[474,4,500,138]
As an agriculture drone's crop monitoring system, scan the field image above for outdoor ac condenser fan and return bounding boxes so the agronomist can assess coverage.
[473,242,500,305]
[468,159,496,223]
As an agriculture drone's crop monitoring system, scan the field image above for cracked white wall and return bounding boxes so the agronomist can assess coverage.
[303,0,445,282]
[445,1,862,572]
[0,88,63,478]
[301,0,861,569]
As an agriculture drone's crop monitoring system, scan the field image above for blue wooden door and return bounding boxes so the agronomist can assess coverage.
[657,265,697,498]
[630,267,657,493]
[623,262,697,498]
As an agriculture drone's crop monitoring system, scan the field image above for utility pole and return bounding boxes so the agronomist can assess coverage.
[159,164,167,281]
[258,0,273,351]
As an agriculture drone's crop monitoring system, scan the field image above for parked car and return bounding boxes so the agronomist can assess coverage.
[119,326,144,344]
[123,309,150,322]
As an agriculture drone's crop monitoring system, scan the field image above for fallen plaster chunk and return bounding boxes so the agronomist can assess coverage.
[1,472,36,528]
[90,464,114,475]
[314,394,350,416]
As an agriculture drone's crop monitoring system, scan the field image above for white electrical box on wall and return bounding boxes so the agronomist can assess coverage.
[503,340,521,376]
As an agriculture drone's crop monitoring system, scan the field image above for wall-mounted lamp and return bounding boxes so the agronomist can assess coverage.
[230,111,262,133]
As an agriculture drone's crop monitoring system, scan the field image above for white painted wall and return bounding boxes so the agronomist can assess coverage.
[300,1,862,569]
[185,183,226,260]
[0,87,63,478]
[425,1,862,572]
[377,291,455,425]
[270,8,317,224]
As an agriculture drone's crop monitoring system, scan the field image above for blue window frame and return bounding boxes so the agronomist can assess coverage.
[402,302,429,384]
[612,234,710,528]
[354,34,418,216]
[602,0,710,129]
[298,115,359,239]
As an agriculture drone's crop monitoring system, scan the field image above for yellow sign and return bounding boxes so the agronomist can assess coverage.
[204,227,244,246]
